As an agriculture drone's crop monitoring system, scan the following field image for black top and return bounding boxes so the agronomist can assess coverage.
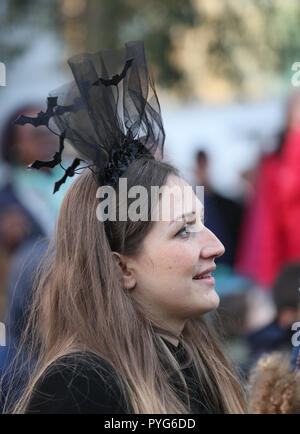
[26,339,221,414]
[161,339,221,414]
[26,352,129,414]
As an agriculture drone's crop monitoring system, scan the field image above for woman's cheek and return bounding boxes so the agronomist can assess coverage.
[165,246,194,271]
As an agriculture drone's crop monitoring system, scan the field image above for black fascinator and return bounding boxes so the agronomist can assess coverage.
[14,41,165,193]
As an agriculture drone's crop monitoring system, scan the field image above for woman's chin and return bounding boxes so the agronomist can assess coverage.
[200,289,220,313]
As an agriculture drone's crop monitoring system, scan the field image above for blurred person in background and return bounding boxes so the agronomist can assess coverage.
[193,150,249,300]
[193,150,244,268]
[0,207,29,319]
[245,262,300,372]
[247,351,300,414]
[0,237,49,411]
[213,290,251,381]
[0,105,71,319]
[236,92,300,290]
[247,310,300,414]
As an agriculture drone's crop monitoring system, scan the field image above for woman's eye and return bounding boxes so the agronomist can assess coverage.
[175,218,203,238]
[175,223,190,238]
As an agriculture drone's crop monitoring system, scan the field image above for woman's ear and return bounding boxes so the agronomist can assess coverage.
[112,252,136,291]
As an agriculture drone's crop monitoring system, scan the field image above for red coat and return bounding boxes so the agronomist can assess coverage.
[235,126,300,288]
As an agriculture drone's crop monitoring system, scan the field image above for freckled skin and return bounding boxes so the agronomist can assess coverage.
[125,175,225,335]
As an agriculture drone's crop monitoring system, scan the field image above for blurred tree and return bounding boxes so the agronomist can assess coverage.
[63,0,300,99]
[2,0,300,101]
[0,0,60,63]
[174,0,300,100]
[62,0,197,88]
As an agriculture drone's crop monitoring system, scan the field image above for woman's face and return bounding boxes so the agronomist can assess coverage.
[126,174,225,334]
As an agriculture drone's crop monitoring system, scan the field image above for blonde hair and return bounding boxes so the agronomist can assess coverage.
[3,158,246,414]
[248,352,300,414]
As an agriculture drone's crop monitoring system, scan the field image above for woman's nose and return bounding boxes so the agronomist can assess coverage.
[199,227,225,259]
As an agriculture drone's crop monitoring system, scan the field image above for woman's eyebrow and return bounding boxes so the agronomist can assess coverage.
[169,211,197,226]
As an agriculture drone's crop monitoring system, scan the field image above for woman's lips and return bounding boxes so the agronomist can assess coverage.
[193,275,215,285]
[192,266,216,285]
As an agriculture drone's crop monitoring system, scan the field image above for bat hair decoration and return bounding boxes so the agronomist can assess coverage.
[92,58,134,87]
[29,131,65,170]
[12,40,165,234]
[14,96,59,128]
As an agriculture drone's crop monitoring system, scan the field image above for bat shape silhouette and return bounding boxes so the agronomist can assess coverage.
[53,158,82,194]
[14,97,59,128]
[93,58,134,87]
[29,132,65,170]
[14,97,84,128]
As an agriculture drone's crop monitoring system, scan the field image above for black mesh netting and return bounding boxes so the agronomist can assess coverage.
[15,41,165,192]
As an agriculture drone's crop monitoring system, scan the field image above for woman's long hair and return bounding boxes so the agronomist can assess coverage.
[4,157,246,413]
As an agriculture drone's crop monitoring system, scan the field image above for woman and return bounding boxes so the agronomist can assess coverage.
[3,41,246,414]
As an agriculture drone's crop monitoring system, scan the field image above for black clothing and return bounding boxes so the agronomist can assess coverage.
[26,352,130,414]
[244,319,295,373]
[203,191,244,267]
[26,339,221,414]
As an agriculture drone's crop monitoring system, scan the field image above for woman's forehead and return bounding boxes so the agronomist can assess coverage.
[155,176,204,223]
